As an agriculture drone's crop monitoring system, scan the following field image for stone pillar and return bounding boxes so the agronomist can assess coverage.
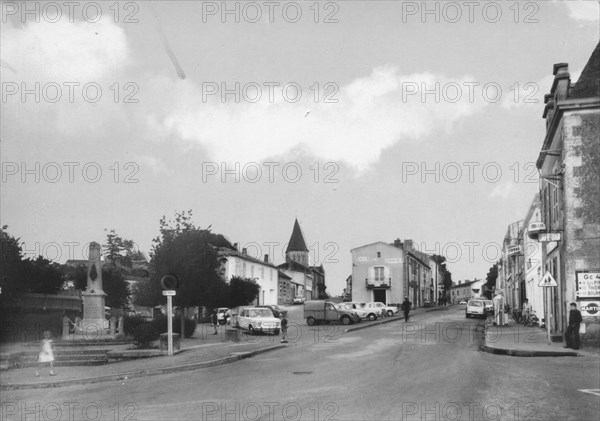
[81,242,107,338]
[62,316,70,340]
[110,317,116,337]
[118,316,124,335]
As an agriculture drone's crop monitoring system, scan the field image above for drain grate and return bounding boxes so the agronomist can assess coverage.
[292,371,313,375]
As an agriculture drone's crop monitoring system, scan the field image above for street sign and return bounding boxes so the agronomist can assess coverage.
[538,232,561,242]
[507,245,522,256]
[162,290,176,296]
[539,271,558,287]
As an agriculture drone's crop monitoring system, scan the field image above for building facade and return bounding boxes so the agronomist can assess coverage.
[522,194,544,319]
[535,43,600,341]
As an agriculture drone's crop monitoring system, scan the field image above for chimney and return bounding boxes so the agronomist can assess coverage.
[233,243,239,251]
[264,254,269,263]
[242,248,247,255]
[404,239,413,250]
[551,62,570,102]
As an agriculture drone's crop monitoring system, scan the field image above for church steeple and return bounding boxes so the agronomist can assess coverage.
[286,219,309,266]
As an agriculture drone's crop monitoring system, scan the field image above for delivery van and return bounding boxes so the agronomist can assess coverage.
[303,300,361,326]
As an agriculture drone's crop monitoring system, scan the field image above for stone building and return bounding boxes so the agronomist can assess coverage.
[535,42,600,342]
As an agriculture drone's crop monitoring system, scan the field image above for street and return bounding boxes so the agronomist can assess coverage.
[3,307,599,421]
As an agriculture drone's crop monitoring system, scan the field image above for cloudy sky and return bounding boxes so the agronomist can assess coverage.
[2,0,599,295]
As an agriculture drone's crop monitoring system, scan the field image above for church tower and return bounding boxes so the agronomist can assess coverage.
[286,219,309,266]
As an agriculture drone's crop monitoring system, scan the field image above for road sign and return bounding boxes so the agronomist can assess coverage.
[539,271,558,287]
[162,290,176,296]
[538,232,561,242]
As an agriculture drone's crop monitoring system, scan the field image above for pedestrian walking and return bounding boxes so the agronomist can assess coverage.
[401,297,412,322]
[280,315,288,343]
[211,309,218,335]
[564,302,582,350]
[36,330,56,377]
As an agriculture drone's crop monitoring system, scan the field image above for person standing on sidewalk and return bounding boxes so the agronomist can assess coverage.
[401,297,412,322]
[211,309,218,335]
[280,315,288,343]
[564,302,582,350]
[36,330,56,377]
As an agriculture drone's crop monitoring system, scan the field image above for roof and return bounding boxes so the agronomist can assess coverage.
[286,219,308,252]
[570,42,600,99]
[218,247,278,269]
[278,260,312,273]
[350,241,400,252]
[278,270,292,280]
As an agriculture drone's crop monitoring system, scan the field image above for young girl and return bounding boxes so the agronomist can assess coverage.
[36,330,56,377]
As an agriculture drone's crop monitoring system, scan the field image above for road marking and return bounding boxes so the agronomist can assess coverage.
[579,389,600,396]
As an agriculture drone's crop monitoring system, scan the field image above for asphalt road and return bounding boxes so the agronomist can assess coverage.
[2,306,599,421]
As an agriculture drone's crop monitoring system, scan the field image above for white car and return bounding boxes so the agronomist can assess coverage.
[293,296,306,304]
[364,302,399,318]
[234,307,281,335]
[466,300,485,318]
[336,303,366,321]
[216,307,231,325]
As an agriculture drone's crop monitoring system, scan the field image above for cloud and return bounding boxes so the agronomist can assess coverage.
[135,155,172,175]
[561,0,600,22]
[152,67,485,171]
[0,18,131,82]
[488,182,513,200]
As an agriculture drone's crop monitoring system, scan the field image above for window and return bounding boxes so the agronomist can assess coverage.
[377,252,381,258]
[374,267,384,282]
[251,265,254,278]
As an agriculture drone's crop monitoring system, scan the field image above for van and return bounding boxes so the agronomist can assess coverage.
[304,300,361,326]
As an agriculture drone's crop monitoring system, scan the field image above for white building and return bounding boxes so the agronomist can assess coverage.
[522,194,544,318]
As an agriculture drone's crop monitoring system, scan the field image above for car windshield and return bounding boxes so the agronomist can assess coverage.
[470,301,483,307]
[253,309,273,317]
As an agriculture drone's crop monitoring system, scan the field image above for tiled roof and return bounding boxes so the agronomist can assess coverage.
[570,42,600,99]
[286,219,308,252]
[219,247,277,268]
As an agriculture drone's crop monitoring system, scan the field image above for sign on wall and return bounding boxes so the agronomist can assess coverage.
[576,271,600,299]
[580,302,599,317]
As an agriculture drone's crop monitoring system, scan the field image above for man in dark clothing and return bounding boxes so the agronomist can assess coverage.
[401,297,412,322]
[564,302,582,349]
[280,316,288,343]
[211,309,218,335]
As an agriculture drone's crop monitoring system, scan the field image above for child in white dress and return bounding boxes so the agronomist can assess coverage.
[36,330,56,376]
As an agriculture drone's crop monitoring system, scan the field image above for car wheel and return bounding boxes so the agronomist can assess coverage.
[466,313,470,318]
[387,310,394,317]
[368,313,376,321]
[249,325,255,335]
[341,316,351,325]
[307,317,315,326]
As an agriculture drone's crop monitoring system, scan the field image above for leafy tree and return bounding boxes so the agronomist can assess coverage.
[141,211,233,309]
[317,282,328,299]
[483,263,499,299]
[0,226,63,308]
[432,254,453,300]
[103,229,141,268]
[229,276,260,307]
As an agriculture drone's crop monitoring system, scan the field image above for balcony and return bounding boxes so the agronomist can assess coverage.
[365,278,391,289]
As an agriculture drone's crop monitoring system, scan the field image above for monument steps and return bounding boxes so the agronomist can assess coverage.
[18,348,109,367]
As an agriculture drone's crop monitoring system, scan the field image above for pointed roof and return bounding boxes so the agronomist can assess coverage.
[570,42,600,99]
[286,219,308,253]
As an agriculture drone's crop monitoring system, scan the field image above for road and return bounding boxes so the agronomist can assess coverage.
[2,306,599,421]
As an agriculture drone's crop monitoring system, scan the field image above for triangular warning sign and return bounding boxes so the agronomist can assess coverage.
[539,271,558,287]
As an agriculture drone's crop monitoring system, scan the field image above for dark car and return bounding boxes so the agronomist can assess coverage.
[257,305,288,319]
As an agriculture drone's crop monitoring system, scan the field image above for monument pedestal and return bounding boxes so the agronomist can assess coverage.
[81,292,109,338]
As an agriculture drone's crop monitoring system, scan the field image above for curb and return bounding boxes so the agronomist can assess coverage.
[345,315,404,333]
[480,345,580,357]
[0,344,286,391]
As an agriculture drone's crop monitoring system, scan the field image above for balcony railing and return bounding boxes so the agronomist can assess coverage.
[365,278,391,288]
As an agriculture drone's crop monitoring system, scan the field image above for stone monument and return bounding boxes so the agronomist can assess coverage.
[81,242,108,337]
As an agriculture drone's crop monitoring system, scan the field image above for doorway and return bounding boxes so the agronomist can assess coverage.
[373,289,386,304]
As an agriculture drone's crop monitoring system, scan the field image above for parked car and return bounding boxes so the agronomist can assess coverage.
[216,307,231,325]
[482,300,494,315]
[234,307,281,335]
[364,302,399,318]
[459,300,468,305]
[304,300,361,326]
[293,296,306,305]
[466,300,486,318]
[257,304,288,319]
[335,303,365,321]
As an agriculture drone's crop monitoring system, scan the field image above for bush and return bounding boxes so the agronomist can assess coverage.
[132,323,159,349]
[151,315,197,339]
[123,315,150,336]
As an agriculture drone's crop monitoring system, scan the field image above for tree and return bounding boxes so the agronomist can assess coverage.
[0,226,63,308]
[432,254,453,300]
[483,263,499,299]
[229,276,260,307]
[141,211,233,309]
[317,282,328,299]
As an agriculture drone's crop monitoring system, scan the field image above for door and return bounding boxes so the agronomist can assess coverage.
[325,302,337,321]
[373,289,386,304]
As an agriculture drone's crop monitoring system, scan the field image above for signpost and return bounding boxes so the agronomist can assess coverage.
[539,271,557,345]
[162,290,176,355]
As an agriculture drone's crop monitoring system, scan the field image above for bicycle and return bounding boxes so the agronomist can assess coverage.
[511,307,522,324]
[523,310,539,328]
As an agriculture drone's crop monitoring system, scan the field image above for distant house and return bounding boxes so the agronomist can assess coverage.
[449,279,485,303]
[278,271,293,305]
[219,247,279,305]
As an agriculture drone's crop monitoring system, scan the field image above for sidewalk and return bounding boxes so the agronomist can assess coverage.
[0,325,285,390]
[481,318,599,357]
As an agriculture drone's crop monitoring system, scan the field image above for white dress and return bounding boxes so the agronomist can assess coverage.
[38,339,55,363]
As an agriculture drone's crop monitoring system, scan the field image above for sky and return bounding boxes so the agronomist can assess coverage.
[1,0,599,295]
